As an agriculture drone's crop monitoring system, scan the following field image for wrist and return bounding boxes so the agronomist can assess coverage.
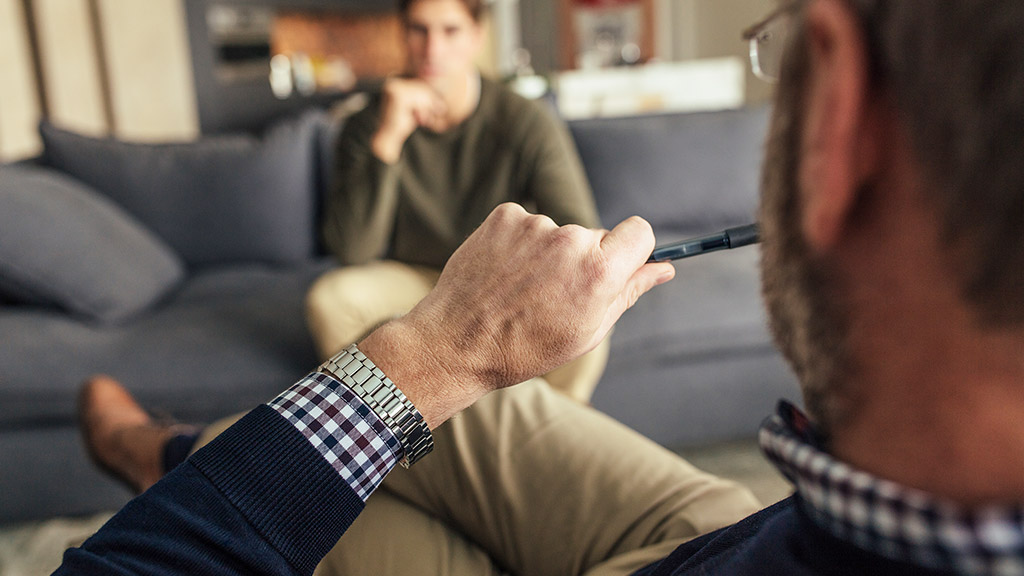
[358,318,487,430]
[316,344,432,467]
[371,128,406,164]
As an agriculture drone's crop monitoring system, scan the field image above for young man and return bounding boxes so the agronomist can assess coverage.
[60,0,1024,574]
[309,0,607,403]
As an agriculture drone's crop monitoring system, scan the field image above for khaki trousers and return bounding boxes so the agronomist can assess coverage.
[196,380,762,576]
[304,261,611,404]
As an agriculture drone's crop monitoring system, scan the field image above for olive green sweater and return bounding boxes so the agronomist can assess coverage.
[322,77,600,268]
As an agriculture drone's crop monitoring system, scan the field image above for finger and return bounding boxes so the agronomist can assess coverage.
[412,107,430,127]
[431,95,448,117]
[595,262,675,339]
[599,216,658,273]
[628,262,676,304]
[412,101,445,130]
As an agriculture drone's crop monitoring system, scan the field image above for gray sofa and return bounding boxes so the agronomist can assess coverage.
[0,104,798,525]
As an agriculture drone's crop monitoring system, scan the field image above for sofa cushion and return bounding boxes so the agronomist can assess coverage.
[591,245,801,447]
[0,165,185,323]
[569,106,769,234]
[39,111,328,268]
[0,260,332,428]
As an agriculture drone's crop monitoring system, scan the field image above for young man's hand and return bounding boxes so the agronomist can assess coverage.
[371,78,449,164]
[360,203,676,428]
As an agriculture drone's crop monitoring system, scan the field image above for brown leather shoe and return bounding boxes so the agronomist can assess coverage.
[77,375,193,494]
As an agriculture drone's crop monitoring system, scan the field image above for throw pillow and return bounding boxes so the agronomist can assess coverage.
[39,110,328,268]
[0,164,185,323]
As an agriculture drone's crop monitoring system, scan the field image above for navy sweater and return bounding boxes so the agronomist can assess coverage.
[636,498,957,576]
[55,407,362,575]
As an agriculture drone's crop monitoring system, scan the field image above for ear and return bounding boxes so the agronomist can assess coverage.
[798,0,881,252]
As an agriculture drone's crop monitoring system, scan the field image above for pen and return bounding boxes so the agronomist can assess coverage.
[648,224,760,262]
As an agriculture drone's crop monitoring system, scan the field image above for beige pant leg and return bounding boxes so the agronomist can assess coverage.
[305,261,440,361]
[314,491,510,576]
[377,379,763,576]
[192,413,241,450]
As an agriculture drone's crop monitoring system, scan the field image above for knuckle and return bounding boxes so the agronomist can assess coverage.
[537,213,558,229]
[492,202,521,222]
[549,221,586,249]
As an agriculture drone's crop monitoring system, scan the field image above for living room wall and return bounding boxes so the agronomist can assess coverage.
[520,0,773,104]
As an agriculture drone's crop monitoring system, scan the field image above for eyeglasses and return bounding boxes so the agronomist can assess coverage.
[742,3,799,83]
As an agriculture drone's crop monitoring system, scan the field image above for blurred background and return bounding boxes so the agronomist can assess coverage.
[0,0,773,161]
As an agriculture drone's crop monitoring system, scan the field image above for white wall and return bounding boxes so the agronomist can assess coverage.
[670,0,775,104]
[520,0,775,104]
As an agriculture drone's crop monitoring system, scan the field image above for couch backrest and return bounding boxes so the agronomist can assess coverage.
[39,110,331,269]
[568,106,770,235]
[29,104,770,269]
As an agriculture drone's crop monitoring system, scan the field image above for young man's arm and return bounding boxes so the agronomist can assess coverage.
[54,204,674,576]
[322,80,448,266]
[321,103,404,266]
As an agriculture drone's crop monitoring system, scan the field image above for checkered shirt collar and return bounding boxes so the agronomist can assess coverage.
[760,400,1024,576]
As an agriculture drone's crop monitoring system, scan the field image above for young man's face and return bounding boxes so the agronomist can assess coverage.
[403,0,484,91]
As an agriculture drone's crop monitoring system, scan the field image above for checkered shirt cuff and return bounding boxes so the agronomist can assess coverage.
[268,372,401,501]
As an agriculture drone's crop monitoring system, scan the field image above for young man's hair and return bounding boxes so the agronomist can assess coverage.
[399,0,488,23]
[844,0,1024,326]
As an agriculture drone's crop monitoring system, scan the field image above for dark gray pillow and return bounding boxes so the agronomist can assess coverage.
[0,165,185,323]
[39,110,327,268]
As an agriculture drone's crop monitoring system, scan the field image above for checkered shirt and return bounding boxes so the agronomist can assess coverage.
[268,372,401,501]
[760,400,1024,575]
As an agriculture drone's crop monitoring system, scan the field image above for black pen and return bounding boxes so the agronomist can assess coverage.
[648,224,760,262]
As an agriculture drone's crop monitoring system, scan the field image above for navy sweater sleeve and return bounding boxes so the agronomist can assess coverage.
[54,406,365,576]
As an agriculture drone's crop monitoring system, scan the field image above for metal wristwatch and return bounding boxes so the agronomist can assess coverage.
[317,344,434,468]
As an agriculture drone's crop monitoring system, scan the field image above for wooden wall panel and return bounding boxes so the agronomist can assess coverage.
[0,0,42,160]
[98,0,198,141]
[690,0,774,104]
[33,0,107,135]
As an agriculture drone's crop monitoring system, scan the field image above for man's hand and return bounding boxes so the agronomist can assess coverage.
[360,203,676,428]
[371,78,449,164]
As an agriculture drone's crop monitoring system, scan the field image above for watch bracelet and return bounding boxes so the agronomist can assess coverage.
[317,344,434,468]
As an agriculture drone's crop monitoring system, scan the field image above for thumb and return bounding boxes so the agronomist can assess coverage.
[591,215,673,339]
[600,216,658,273]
